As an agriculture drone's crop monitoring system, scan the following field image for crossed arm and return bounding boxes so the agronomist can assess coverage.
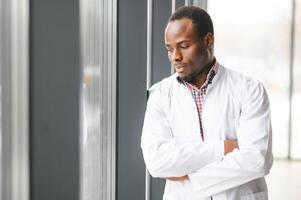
[164,140,239,181]
[141,81,272,196]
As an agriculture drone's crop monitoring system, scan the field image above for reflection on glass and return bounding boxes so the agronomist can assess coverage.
[208,0,291,158]
[291,0,301,159]
[80,0,116,200]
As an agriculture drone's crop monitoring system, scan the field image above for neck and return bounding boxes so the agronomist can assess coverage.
[193,58,215,88]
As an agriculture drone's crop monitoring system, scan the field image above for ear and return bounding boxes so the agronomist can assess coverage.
[204,32,214,48]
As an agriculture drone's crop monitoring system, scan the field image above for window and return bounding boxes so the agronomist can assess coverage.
[208,0,292,158]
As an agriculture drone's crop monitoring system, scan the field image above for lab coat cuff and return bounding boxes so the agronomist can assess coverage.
[188,140,224,191]
[188,172,204,193]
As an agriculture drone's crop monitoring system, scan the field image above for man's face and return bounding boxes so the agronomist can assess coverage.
[164,18,213,83]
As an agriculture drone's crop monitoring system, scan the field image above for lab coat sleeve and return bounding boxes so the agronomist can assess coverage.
[141,84,224,178]
[188,80,273,197]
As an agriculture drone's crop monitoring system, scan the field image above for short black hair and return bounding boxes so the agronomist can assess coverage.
[169,6,214,38]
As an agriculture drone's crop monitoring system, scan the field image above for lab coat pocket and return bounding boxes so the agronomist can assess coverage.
[240,191,268,200]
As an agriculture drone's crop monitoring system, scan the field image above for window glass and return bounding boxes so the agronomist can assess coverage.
[208,0,292,158]
[80,1,116,199]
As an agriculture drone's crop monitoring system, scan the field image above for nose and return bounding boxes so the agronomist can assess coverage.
[171,48,182,62]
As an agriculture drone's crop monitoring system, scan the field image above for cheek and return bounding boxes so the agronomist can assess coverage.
[192,47,207,64]
[197,46,208,58]
[183,49,201,64]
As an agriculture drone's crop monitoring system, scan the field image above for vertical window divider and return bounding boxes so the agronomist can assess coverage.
[146,0,153,200]
[288,0,296,160]
[1,0,30,199]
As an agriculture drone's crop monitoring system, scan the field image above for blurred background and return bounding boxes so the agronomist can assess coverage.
[0,0,300,200]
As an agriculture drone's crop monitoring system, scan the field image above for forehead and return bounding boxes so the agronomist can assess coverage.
[165,18,198,43]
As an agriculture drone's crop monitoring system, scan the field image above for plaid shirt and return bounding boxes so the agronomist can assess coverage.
[184,61,219,141]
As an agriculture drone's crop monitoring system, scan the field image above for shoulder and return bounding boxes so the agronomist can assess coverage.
[220,65,268,105]
[148,74,178,98]
[221,65,265,91]
[146,74,177,112]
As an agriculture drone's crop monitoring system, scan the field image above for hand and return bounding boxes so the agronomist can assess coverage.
[224,140,239,155]
[164,175,189,181]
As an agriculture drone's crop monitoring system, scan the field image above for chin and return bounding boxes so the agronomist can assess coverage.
[178,73,195,83]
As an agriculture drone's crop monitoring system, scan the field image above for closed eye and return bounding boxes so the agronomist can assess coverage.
[179,43,189,49]
[165,46,173,53]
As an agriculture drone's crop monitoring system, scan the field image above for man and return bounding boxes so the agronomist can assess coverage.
[141,6,273,200]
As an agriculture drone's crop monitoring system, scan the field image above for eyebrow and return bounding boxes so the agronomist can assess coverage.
[177,40,190,44]
[165,40,191,47]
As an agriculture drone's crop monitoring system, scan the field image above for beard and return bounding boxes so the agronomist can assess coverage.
[178,58,214,85]
[179,69,201,84]
[181,47,212,84]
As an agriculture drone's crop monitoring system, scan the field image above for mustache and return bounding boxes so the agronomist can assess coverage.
[173,63,187,68]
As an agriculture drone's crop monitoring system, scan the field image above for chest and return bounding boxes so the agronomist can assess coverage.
[165,85,241,143]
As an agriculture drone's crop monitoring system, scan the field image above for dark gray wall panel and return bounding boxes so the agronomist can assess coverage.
[118,1,188,200]
[117,0,147,200]
[151,2,172,199]
[30,0,80,200]
[152,0,172,85]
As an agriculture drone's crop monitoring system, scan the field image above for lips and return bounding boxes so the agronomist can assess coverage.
[174,63,186,69]
[174,64,186,72]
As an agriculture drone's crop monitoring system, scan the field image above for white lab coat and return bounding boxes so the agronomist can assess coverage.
[141,65,273,200]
